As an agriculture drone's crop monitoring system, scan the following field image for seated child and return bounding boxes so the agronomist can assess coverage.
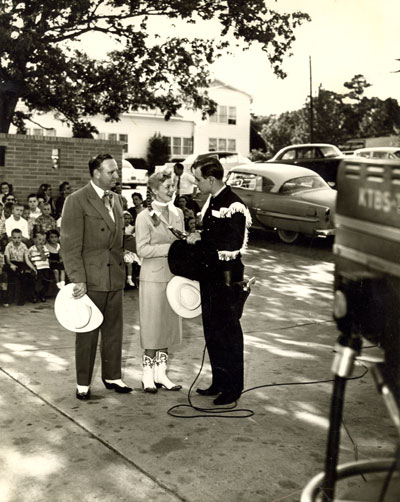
[0,235,9,306]
[28,231,52,302]
[5,202,30,243]
[34,202,57,234]
[46,229,66,289]
[123,212,140,288]
[22,204,35,242]
[4,229,36,305]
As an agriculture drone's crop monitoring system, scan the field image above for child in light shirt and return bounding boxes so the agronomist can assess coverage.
[28,231,52,302]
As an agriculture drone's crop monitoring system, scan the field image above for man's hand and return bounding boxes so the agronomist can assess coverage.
[72,282,87,299]
[186,231,201,245]
[10,264,17,272]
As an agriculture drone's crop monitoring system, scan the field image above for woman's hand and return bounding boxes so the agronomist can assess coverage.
[186,231,201,245]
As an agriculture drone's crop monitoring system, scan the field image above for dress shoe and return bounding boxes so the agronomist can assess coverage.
[102,378,133,393]
[76,389,91,400]
[196,385,221,396]
[213,392,240,406]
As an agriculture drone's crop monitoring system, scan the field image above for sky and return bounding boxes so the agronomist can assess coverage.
[210,0,400,115]
[84,0,400,117]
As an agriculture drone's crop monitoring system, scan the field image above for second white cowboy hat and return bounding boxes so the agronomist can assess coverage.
[166,276,202,319]
[54,283,104,333]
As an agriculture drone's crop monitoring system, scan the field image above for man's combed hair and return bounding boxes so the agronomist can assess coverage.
[88,153,114,176]
[192,157,224,180]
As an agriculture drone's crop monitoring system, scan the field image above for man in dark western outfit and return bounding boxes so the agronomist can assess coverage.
[61,153,132,400]
[187,157,251,405]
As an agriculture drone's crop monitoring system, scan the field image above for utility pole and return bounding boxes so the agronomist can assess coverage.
[309,56,314,142]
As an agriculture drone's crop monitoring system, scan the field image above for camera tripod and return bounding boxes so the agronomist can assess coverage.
[301,330,400,502]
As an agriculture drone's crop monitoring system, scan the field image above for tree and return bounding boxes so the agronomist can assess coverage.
[0,1,310,135]
[308,86,347,145]
[259,109,308,155]
[343,74,371,102]
[146,132,170,171]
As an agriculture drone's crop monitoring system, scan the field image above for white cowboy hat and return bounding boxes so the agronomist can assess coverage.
[166,276,202,319]
[54,283,103,333]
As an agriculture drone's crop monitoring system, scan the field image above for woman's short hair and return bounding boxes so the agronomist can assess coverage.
[147,171,171,193]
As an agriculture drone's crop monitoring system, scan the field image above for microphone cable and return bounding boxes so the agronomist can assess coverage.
[166,345,369,419]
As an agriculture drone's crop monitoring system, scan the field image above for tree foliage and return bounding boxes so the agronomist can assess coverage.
[0,0,310,134]
[146,132,170,170]
[257,75,400,154]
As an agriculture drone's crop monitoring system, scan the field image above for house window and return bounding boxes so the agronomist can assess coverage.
[163,136,193,156]
[108,133,117,141]
[183,138,193,155]
[218,138,227,150]
[209,138,236,152]
[228,107,237,125]
[172,137,182,155]
[33,128,44,136]
[228,139,236,152]
[119,134,128,152]
[97,133,106,140]
[209,138,218,151]
[209,105,237,124]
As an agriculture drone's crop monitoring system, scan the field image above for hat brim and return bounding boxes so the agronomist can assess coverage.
[54,284,104,333]
[166,276,202,319]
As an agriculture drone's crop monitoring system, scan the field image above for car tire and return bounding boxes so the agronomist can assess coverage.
[277,229,300,244]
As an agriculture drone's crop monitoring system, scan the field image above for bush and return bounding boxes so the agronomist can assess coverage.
[146,133,170,172]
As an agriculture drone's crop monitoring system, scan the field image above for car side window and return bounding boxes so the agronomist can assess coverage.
[372,151,388,159]
[281,149,296,160]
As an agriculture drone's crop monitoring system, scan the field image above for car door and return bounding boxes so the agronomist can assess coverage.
[252,178,324,234]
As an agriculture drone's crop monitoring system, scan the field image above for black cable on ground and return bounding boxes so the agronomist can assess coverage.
[167,345,369,419]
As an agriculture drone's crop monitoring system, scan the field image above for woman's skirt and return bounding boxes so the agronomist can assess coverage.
[139,280,182,349]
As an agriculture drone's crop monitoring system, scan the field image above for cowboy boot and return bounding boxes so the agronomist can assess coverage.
[141,354,157,393]
[154,351,182,391]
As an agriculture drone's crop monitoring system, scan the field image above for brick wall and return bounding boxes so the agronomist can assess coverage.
[0,133,124,202]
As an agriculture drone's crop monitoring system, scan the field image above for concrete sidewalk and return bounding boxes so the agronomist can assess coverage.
[0,241,397,502]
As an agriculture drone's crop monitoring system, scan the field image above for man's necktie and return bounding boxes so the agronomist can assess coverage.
[103,190,114,211]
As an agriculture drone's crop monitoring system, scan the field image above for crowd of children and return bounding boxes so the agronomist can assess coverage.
[0,181,66,307]
[0,180,203,306]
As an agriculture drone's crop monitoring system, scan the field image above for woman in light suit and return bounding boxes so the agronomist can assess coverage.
[135,171,185,393]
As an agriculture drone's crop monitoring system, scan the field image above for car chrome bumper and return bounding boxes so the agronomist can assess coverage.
[315,228,336,237]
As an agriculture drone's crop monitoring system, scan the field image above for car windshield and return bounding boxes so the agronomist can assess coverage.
[279,176,328,194]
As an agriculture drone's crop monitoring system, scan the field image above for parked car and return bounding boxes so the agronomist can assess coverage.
[122,159,148,187]
[226,163,337,244]
[157,151,251,177]
[268,143,344,187]
[352,146,400,159]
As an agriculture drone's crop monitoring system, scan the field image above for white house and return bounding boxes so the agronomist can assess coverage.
[10,79,252,160]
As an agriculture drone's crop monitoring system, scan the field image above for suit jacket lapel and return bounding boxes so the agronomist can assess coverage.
[109,195,123,248]
[87,183,116,232]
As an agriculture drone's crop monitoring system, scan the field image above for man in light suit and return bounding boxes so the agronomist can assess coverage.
[61,153,132,400]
